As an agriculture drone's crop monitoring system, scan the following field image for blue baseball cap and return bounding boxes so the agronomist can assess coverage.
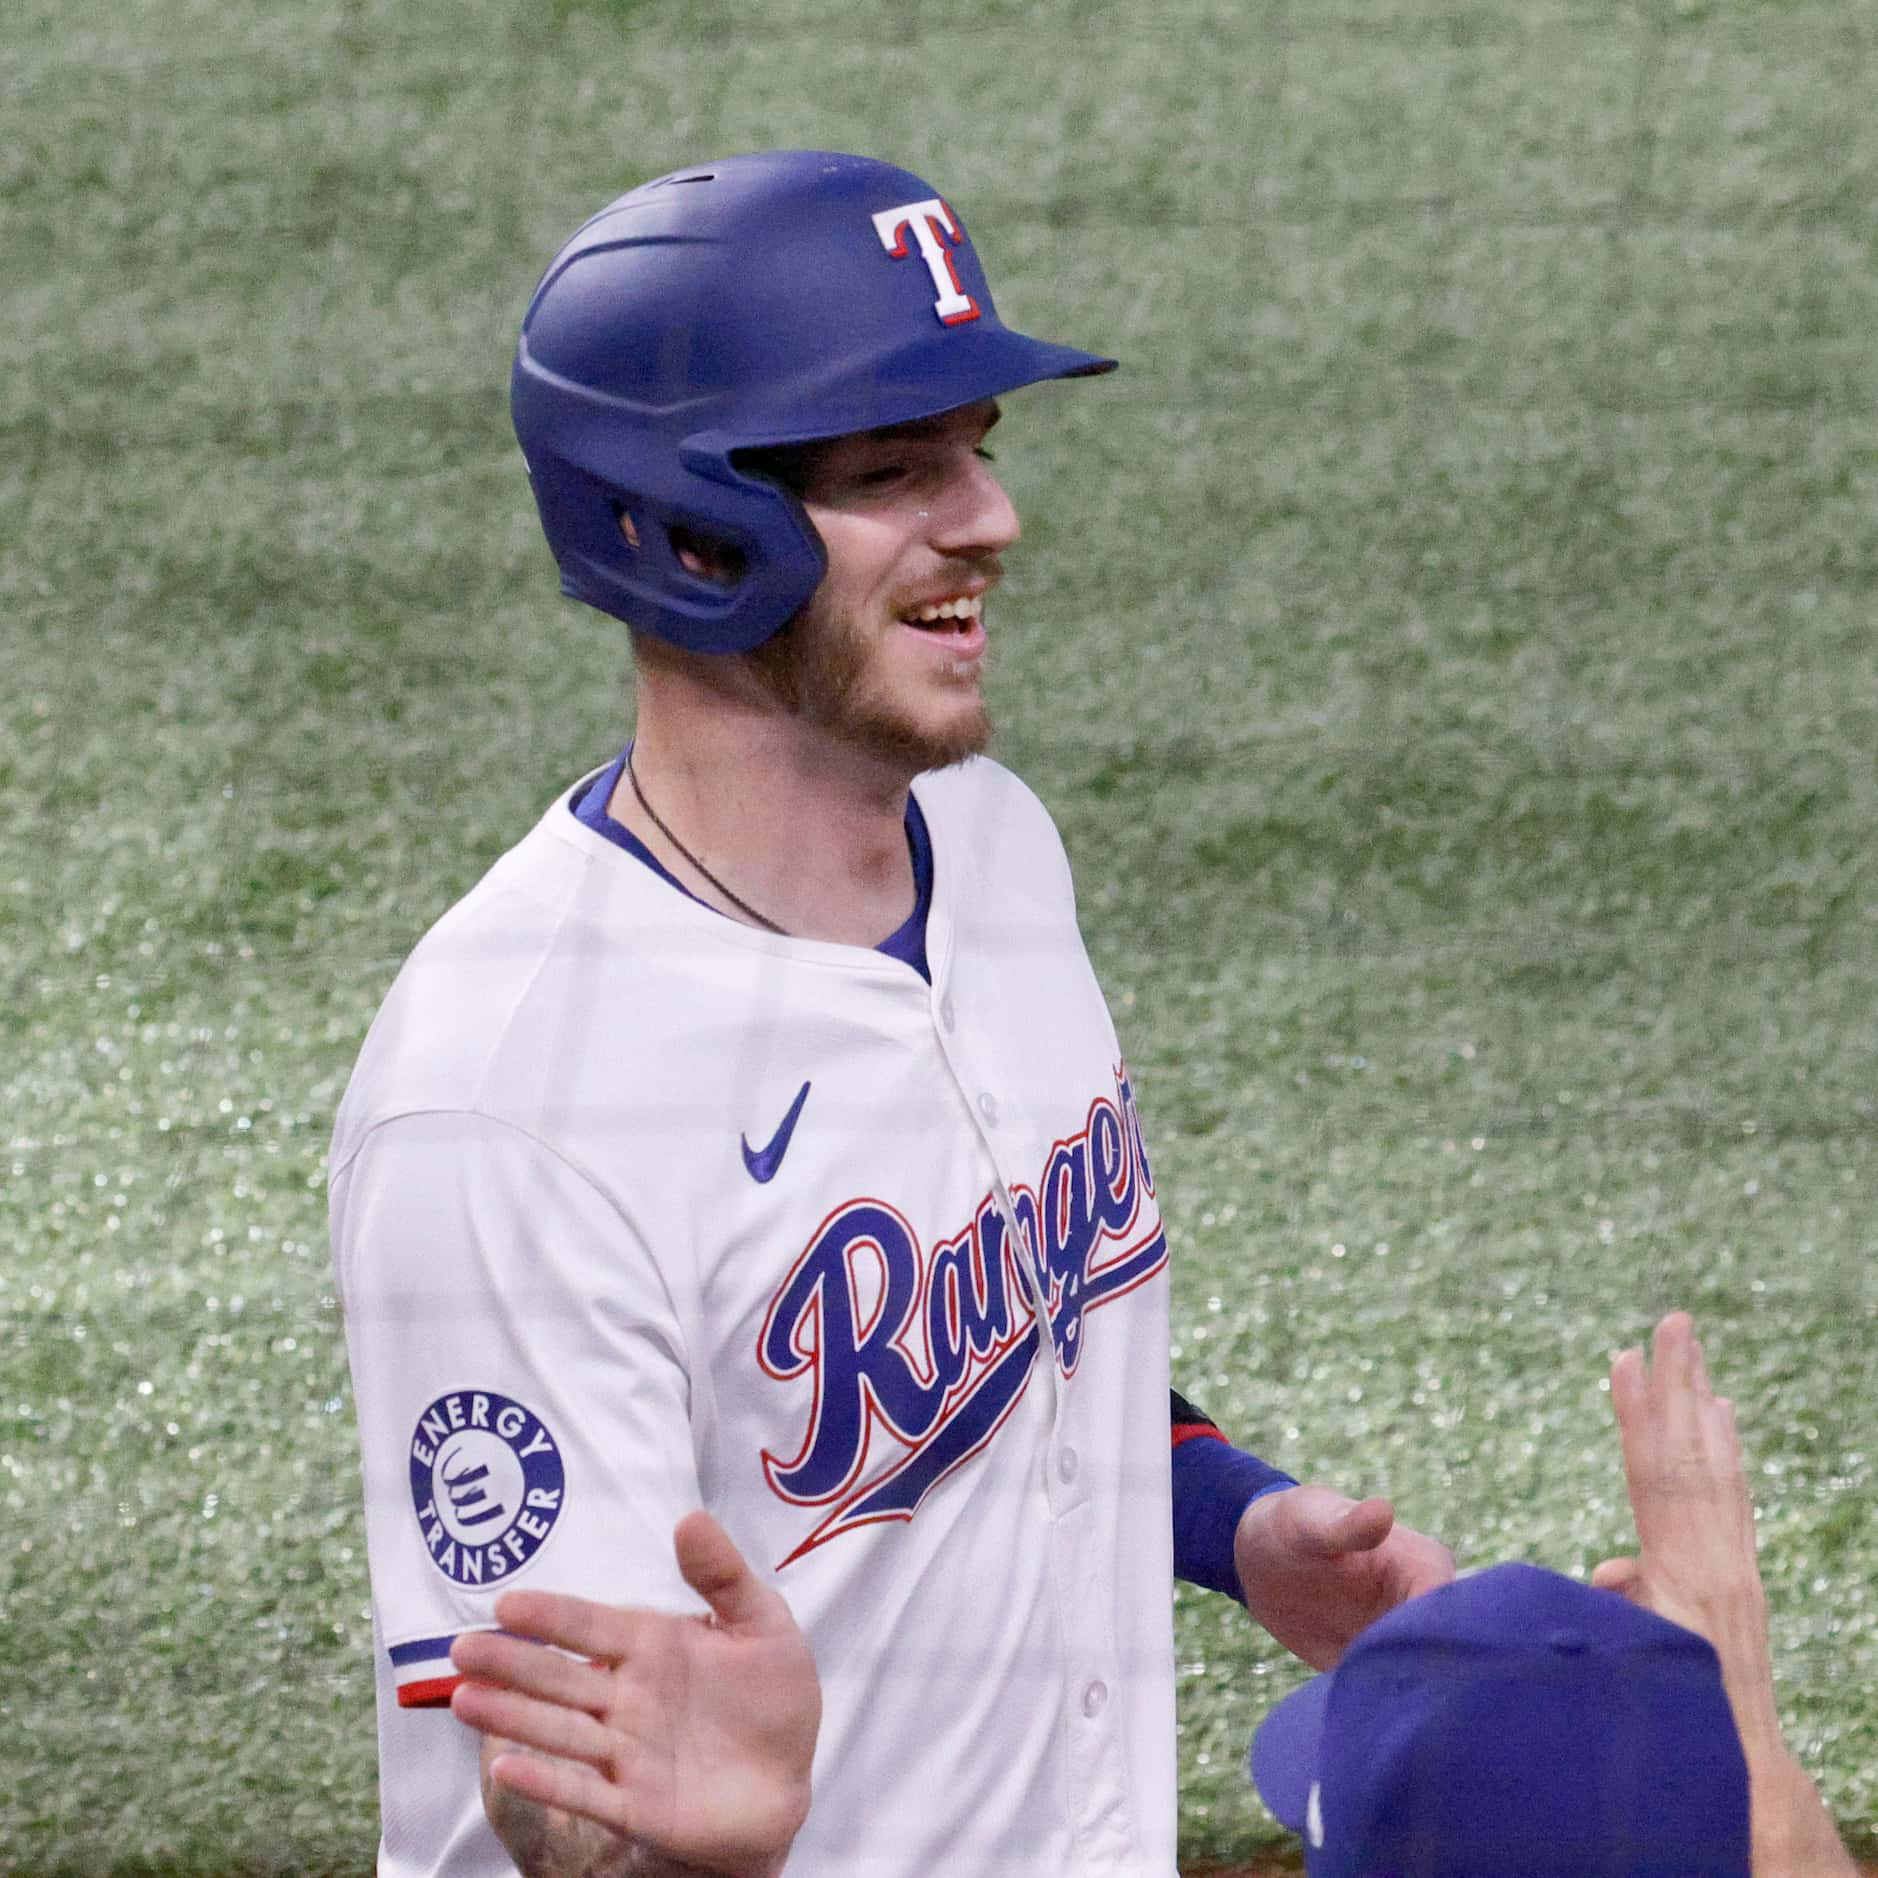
[1248,1563,1750,1877]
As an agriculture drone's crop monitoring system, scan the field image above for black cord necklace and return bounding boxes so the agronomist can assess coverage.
[625,746,790,936]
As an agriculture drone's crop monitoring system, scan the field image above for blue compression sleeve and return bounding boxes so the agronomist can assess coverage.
[1170,1393,1297,1602]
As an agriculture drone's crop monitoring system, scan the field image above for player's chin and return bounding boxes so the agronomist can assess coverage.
[843,692,991,773]
[919,705,993,770]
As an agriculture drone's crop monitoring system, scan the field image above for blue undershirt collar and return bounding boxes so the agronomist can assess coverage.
[570,747,934,982]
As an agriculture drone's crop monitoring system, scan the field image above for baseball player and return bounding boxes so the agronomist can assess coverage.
[330,150,1449,1878]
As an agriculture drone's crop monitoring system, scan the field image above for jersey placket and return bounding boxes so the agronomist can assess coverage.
[926,965,1147,1872]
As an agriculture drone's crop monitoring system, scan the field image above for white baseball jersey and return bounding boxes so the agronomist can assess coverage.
[330,755,1178,1877]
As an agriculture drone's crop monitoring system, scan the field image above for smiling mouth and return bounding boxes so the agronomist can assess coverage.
[899,594,984,634]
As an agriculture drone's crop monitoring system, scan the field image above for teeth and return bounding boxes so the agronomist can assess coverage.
[909,595,982,624]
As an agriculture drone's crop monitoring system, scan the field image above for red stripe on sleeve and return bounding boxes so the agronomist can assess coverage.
[396,1673,464,1710]
[1170,1422,1228,1451]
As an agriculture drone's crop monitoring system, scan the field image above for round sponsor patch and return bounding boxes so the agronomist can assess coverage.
[407,1389,566,1587]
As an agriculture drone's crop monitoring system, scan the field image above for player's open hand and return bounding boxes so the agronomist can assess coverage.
[1232,1483,1454,1670]
[1590,1312,1779,1748]
[450,1511,820,1878]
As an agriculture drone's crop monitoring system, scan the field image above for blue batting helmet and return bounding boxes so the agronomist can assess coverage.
[511,150,1117,653]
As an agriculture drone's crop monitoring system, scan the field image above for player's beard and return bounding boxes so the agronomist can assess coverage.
[745,599,992,774]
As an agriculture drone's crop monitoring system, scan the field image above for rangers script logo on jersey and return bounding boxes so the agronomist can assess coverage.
[759,1067,1165,1564]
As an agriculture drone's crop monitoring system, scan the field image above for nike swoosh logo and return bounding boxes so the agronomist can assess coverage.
[741,1080,812,1184]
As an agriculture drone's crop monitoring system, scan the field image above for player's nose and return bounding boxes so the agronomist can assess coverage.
[930,450,1020,557]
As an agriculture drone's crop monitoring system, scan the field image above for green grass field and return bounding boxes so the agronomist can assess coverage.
[4,0,1875,1868]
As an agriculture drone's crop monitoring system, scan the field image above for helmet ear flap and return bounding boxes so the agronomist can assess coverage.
[520,439,826,654]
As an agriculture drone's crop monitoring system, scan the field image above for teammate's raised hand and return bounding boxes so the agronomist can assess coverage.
[1592,1312,1784,1758]
[450,1511,820,1878]
[1591,1312,1767,1672]
[1232,1483,1454,1670]
[1592,1311,1856,1878]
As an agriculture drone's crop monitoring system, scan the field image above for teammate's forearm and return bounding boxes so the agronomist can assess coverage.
[1680,1586,1857,1876]
[485,1784,768,1878]
[1707,1632,1856,1877]
[481,1742,787,1878]
[483,1775,624,1878]
[1736,1739,1857,1878]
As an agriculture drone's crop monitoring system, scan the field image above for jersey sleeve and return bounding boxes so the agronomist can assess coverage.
[332,1109,701,1708]
[1169,1387,1297,1602]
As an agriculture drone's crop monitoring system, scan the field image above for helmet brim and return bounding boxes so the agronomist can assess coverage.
[696,323,1118,456]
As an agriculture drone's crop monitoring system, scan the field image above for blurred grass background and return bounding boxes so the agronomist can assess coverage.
[3,0,1874,1869]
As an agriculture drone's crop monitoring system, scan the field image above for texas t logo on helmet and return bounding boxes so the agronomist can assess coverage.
[871,198,981,326]
[509,151,1115,656]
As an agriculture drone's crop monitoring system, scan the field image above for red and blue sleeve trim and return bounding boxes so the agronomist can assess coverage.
[389,1632,463,1709]
[1169,1388,1297,1602]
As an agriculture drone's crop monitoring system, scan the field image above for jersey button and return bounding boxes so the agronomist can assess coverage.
[1081,1680,1108,1719]
[977,1092,999,1126]
[939,994,957,1031]
[1056,1447,1079,1485]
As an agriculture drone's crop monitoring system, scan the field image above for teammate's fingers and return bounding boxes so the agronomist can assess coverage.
[451,1630,613,1713]
[450,1680,620,1769]
[1650,1311,1701,1398]
[1609,1344,1646,1415]
[1707,1398,1758,1524]
[1687,1330,1714,1399]
[1608,1346,1651,1479]
[1590,1555,1643,1598]
[486,1749,635,1839]
[1394,1529,1457,1597]
[492,1588,642,1666]
[674,1509,788,1633]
